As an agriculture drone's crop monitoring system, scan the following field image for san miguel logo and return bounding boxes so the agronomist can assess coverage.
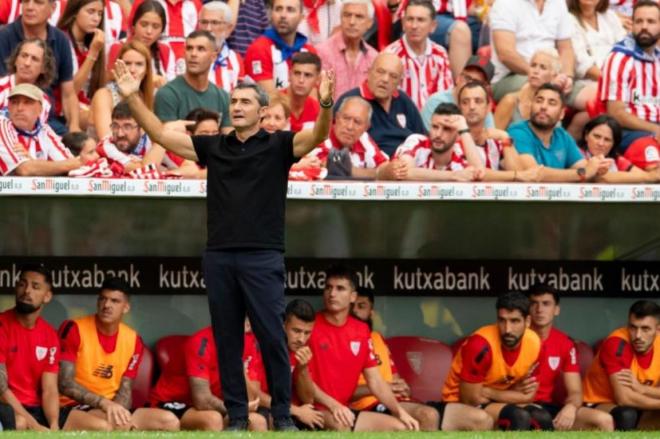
[631,186,660,201]
[87,180,131,194]
[31,178,75,193]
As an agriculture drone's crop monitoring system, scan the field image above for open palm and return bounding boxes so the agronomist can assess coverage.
[112,59,141,99]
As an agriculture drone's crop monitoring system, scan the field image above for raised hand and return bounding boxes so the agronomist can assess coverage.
[112,59,141,99]
[319,70,336,105]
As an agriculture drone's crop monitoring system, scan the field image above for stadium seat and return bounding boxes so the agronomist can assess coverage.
[132,347,154,410]
[155,335,188,371]
[451,337,467,355]
[386,336,453,402]
[593,339,604,355]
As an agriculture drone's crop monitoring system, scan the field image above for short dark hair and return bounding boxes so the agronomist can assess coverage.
[186,29,217,50]
[285,299,316,323]
[185,107,220,133]
[496,291,530,317]
[579,115,622,157]
[457,80,489,102]
[356,287,375,305]
[101,277,131,299]
[233,82,270,107]
[534,82,565,106]
[62,132,91,156]
[291,52,321,72]
[629,300,660,321]
[404,0,436,19]
[19,263,52,287]
[325,264,359,291]
[433,102,461,116]
[633,0,660,18]
[527,283,560,305]
[111,102,134,120]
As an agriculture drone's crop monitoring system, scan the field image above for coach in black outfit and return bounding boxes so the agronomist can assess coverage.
[112,60,335,431]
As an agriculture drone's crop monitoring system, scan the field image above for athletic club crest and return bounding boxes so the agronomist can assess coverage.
[350,341,361,356]
[35,346,48,361]
[396,114,407,128]
[406,352,423,375]
[548,356,560,371]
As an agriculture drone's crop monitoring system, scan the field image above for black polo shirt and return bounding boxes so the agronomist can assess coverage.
[193,129,298,251]
[335,81,426,157]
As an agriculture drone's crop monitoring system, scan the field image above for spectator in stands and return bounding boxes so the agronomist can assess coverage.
[108,1,176,87]
[0,38,55,125]
[599,0,660,151]
[199,1,244,94]
[0,263,106,431]
[57,0,106,131]
[609,0,634,31]
[443,292,551,430]
[58,277,179,431]
[583,300,660,430]
[315,0,377,100]
[62,131,100,163]
[154,30,231,133]
[527,284,614,431]
[623,136,660,172]
[385,0,453,110]
[225,0,269,56]
[382,103,486,181]
[308,265,419,431]
[0,0,80,134]
[350,289,443,431]
[286,53,321,132]
[579,115,660,182]
[93,40,155,140]
[567,0,626,82]
[1,0,65,26]
[185,108,220,136]
[496,48,595,139]
[489,0,576,103]
[244,0,316,94]
[306,96,389,179]
[297,0,342,46]
[426,0,474,79]
[0,84,83,176]
[129,0,201,73]
[261,93,291,132]
[421,55,495,131]
[335,52,426,157]
[247,299,325,430]
[509,83,611,182]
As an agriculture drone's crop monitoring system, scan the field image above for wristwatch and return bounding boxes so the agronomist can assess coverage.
[458,128,470,135]
[576,167,587,182]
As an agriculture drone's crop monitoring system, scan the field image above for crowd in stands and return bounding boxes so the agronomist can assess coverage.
[0,0,656,182]
[2,263,660,431]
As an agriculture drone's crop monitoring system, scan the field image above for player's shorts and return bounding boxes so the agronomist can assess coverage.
[156,401,191,419]
[425,401,449,426]
[0,403,72,430]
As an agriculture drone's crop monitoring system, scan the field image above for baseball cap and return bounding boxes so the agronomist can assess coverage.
[624,136,660,170]
[463,55,495,83]
[9,83,44,104]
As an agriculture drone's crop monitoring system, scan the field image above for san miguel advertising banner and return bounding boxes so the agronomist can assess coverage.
[0,257,658,297]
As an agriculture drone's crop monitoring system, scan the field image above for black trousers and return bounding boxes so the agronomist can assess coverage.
[203,249,291,420]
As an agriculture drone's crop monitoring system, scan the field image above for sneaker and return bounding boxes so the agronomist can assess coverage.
[225,417,249,431]
[273,417,299,432]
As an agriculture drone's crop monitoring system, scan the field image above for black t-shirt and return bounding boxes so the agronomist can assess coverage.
[193,129,298,251]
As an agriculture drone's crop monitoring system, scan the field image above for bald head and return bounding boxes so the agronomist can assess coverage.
[368,53,403,100]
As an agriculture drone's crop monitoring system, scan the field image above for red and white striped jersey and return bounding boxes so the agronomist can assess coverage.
[476,138,506,170]
[0,116,72,175]
[395,134,467,170]
[308,130,389,168]
[96,134,184,169]
[208,43,244,93]
[599,35,660,124]
[129,0,202,70]
[385,37,453,110]
[0,75,52,125]
[395,0,470,21]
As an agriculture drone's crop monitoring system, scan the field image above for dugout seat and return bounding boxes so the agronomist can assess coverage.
[451,337,467,355]
[386,336,453,402]
[132,347,154,410]
[155,335,188,371]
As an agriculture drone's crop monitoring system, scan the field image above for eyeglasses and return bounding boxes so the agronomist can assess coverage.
[110,123,139,132]
[199,19,228,27]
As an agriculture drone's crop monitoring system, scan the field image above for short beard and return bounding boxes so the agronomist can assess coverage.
[431,140,455,155]
[634,32,659,49]
[15,300,40,315]
[501,334,521,348]
[529,115,557,131]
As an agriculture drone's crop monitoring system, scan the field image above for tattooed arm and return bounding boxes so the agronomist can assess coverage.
[0,364,46,431]
[112,377,133,410]
[189,377,227,415]
[58,360,131,426]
